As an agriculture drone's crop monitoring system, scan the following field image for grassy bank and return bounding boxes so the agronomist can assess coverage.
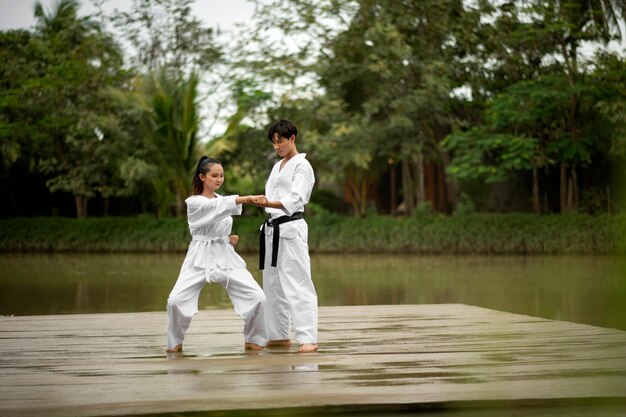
[0,213,623,254]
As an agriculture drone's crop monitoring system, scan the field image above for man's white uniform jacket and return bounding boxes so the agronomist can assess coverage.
[264,153,315,239]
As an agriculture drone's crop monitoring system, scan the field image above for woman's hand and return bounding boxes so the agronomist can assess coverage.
[229,234,239,246]
[249,195,267,207]
[236,195,265,205]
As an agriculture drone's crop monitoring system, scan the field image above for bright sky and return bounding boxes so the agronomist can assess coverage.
[0,0,255,33]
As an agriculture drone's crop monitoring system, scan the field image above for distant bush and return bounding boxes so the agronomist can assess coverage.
[0,213,623,254]
[0,217,189,252]
[302,212,623,255]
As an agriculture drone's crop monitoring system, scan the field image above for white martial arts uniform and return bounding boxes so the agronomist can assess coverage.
[262,153,318,344]
[167,194,267,350]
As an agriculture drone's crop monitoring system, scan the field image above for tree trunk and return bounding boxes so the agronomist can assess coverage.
[532,166,540,214]
[560,162,568,213]
[413,150,425,207]
[560,164,578,213]
[359,170,370,215]
[570,163,578,211]
[346,169,366,217]
[75,195,88,218]
[565,163,579,213]
[560,39,579,214]
[175,190,185,217]
[390,164,397,215]
[345,177,360,217]
[401,159,414,216]
[441,151,458,213]
[567,173,574,213]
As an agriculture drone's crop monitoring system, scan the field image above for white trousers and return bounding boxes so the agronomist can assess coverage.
[166,266,267,350]
[262,230,318,344]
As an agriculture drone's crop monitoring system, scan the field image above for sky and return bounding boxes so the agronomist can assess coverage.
[0,0,255,33]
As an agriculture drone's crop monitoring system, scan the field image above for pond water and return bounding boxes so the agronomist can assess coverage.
[0,253,624,330]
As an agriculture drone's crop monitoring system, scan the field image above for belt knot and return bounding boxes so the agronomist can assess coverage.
[259,212,304,270]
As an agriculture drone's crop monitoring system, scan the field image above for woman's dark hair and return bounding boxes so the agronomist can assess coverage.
[191,156,221,195]
[267,119,298,141]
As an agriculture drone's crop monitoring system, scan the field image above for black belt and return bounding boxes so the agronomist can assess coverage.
[259,212,304,270]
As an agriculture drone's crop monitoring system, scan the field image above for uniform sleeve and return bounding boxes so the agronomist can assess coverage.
[279,163,315,216]
[186,195,242,229]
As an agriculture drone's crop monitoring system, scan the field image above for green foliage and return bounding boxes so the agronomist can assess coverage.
[0,29,39,171]
[443,128,537,182]
[308,213,622,254]
[2,0,626,219]
[0,0,134,217]
[443,75,583,182]
[139,72,202,216]
[244,0,468,215]
[206,79,275,196]
[1,214,622,255]
[594,52,626,162]
[0,216,190,252]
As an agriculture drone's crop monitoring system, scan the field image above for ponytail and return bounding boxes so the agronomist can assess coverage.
[191,156,221,195]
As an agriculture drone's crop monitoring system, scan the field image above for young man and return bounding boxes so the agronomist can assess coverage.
[257,119,318,353]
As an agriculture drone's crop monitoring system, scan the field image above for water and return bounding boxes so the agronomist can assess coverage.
[0,253,624,330]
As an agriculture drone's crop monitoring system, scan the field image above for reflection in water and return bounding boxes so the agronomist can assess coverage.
[291,364,319,372]
[0,253,624,330]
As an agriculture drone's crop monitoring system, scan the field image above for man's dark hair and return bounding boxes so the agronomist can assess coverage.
[268,119,298,141]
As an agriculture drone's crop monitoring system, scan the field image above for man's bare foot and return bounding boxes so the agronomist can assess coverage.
[267,339,292,347]
[244,342,264,350]
[298,343,318,353]
[166,344,182,353]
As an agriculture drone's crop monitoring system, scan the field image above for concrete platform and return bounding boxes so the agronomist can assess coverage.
[1,304,625,416]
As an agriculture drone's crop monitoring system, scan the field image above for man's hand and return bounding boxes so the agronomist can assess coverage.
[249,195,267,207]
[229,234,239,246]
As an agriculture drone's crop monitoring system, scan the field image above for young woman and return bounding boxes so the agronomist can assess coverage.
[166,156,267,353]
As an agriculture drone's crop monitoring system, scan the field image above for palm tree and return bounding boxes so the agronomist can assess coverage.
[142,72,201,216]
[34,0,119,58]
[34,0,91,37]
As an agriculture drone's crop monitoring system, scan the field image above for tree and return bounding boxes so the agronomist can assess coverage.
[107,0,221,79]
[445,0,626,213]
[593,51,626,210]
[206,79,274,195]
[526,0,626,212]
[100,0,229,216]
[0,29,48,216]
[0,30,41,175]
[105,0,227,139]
[243,0,469,216]
[192,0,626,216]
[138,71,202,216]
[0,0,132,217]
[443,76,569,213]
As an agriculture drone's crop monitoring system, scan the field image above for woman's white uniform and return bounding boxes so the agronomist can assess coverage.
[262,153,318,344]
[167,194,267,350]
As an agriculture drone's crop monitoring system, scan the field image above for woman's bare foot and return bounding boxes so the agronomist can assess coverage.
[267,339,292,347]
[298,343,318,353]
[166,344,183,353]
[244,342,264,350]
